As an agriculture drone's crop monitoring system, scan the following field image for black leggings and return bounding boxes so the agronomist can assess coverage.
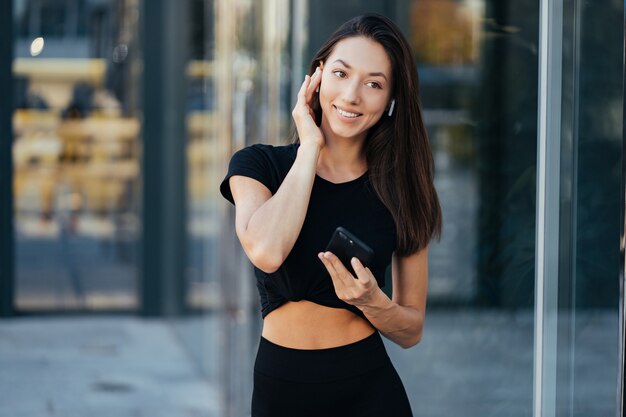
[251,331,413,417]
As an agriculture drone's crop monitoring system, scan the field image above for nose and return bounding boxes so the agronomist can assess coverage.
[341,79,361,105]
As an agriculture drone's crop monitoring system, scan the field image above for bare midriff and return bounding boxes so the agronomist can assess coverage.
[262,300,376,349]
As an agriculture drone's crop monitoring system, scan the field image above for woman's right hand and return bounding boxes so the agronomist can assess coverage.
[292,66,325,149]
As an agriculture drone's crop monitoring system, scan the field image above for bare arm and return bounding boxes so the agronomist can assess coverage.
[230,67,325,273]
[230,142,320,272]
[358,248,428,348]
[318,246,429,348]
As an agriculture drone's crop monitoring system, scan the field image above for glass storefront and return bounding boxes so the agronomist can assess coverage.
[551,0,622,414]
[364,1,539,414]
[6,0,624,416]
[174,1,295,413]
[12,0,141,310]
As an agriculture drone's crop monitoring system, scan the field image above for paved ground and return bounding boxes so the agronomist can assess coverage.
[386,309,620,417]
[0,317,221,417]
[0,310,619,417]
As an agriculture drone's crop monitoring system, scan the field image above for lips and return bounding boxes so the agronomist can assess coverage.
[334,105,362,119]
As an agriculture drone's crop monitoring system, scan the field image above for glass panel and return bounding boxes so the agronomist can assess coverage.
[175,0,294,414]
[185,0,219,314]
[13,0,141,310]
[406,1,537,415]
[555,1,623,415]
[171,0,221,387]
[308,1,538,415]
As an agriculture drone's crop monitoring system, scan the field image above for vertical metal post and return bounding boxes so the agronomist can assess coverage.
[557,0,581,413]
[534,0,564,415]
[263,0,290,146]
[619,4,626,414]
[215,1,236,414]
[0,0,15,317]
[617,157,626,417]
[140,0,189,316]
[290,0,308,110]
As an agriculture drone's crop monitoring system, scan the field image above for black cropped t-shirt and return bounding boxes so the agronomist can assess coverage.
[220,143,397,320]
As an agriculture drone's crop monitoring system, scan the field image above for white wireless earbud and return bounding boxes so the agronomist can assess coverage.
[388,99,395,116]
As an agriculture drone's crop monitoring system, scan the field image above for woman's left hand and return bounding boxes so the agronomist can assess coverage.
[317,251,379,307]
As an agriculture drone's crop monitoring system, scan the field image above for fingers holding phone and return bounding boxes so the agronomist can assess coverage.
[324,227,374,276]
[318,250,378,306]
[318,226,376,301]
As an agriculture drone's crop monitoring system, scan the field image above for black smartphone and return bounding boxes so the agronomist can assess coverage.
[324,227,375,277]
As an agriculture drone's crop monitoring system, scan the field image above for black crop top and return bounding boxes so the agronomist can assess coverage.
[220,143,397,320]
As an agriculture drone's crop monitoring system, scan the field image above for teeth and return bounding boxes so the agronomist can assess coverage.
[336,107,360,118]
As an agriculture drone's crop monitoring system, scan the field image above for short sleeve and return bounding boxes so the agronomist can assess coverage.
[219,144,276,205]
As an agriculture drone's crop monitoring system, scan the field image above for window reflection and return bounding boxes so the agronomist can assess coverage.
[13,0,140,310]
[184,0,218,311]
[9,1,621,415]
[411,0,485,305]
[384,1,538,415]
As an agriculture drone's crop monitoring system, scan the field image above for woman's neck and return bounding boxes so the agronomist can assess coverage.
[316,137,368,177]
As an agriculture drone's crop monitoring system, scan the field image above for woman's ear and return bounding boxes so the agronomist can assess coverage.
[319,61,324,70]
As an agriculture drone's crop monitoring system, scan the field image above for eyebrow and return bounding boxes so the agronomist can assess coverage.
[331,59,388,81]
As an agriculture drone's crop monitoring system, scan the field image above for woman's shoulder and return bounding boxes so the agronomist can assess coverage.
[245,142,297,155]
[234,142,297,168]
[221,142,297,203]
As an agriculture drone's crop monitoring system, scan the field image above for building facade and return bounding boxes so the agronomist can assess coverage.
[0,0,624,416]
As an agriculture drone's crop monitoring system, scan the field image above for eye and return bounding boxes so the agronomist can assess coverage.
[366,81,383,89]
[332,70,347,78]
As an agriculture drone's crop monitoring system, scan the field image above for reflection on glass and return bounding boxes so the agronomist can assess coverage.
[163,1,621,415]
[555,1,623,415]
[183,0,220,319]
[392,0,538,415]
[178,0,221,383]
[177,1,296,414]
[411,0,484,305]
[13,0,140,310]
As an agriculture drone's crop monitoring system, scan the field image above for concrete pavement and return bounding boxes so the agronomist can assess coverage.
[0,317,221,417]
[0,310,619,417]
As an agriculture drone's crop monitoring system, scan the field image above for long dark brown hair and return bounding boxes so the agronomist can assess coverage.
[293,14,442,255]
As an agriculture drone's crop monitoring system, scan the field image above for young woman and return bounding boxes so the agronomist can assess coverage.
[220,13,441,417]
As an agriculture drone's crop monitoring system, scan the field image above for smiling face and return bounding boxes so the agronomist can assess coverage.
[318,36,393,142]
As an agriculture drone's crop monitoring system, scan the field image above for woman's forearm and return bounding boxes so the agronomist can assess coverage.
[358,288,424,349]
[243,142,321,271]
